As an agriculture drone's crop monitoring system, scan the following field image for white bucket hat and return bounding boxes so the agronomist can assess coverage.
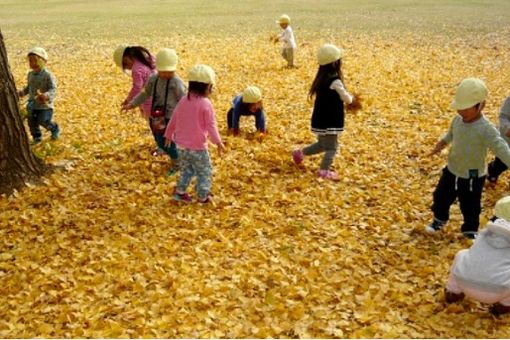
[188,64,215,84]
[317,44,343,66]
[450,78,488,110]
[156,48,178,72]
[28,47,48,61]
[242,86,262,103]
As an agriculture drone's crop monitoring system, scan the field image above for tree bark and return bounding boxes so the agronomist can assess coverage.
[0,29,47,195]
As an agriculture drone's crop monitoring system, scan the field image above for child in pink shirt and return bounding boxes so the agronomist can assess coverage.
[164,64,225,203]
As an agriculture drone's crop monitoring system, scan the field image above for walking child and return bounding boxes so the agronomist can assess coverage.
[227,86,266,136]
[275,14,296,68]
[445,196,510,316]
[487,96,510,185]
[122,48,186,173]
[17,47,60,144]
[427,78,510,239]
[164,64,225,203]
[292,44,353,180]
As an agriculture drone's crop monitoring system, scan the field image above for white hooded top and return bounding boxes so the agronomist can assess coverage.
[452,219,510,293]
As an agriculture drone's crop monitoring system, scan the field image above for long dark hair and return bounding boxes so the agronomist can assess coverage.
[309,59,343,99]
[123,46,154,69]
[188,81,211,98]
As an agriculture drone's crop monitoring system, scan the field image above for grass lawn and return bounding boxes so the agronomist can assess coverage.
[1,0,510,338]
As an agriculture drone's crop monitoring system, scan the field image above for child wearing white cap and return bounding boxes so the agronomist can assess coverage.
[275,14,296,68]
[122,48,186,174]
[292,44,353,180]
[164,64,225,204]
[445,196,510,316]
[487,97,510,184]
[427,78,510,239]
[17,47,60,144]
[227,86,266,136]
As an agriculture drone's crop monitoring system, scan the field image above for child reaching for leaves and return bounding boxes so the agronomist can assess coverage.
[426,78,510,239]
[17,47,60,145]
[275,14,296,68]
[227,86,266,136]
[445,196,510,316]
[164,64,225,204]
[122,48,186,173]
[292,44,353,180]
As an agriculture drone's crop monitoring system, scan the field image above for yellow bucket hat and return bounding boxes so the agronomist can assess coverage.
[277,14,290,24]
[156,48,178,72]
[450,78,488,110]
[188,64,215,84]
[28,47,48,61]
[242,86,262,103]
[317,44,344,66]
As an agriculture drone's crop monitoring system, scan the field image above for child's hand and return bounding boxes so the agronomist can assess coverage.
[121,103,133,112]
[36,90,48,103]
[505,129,510,137]
[164,138,172,147]
[217,142,225,157]
[17,89,24,98]
[430,140,447,156]
[227,128,240,136]
[346,93,362,113]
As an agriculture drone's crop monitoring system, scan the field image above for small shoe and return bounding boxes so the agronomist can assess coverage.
[167,167,179,177]
[487,175,498,184]
[51,125,60,140]
[172,191,192,203]
[490,303,510,316]
[152,148,166,157]
[198,193,213,204]
[31,137,42,145]
[462,231,478,240]
[292,149,304,165]
[445,289,465,303]
[425,218,446,233]
[317,169,339,181]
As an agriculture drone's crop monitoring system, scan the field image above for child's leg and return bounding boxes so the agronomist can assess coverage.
[176,150,195,194]
[227,108,234,129]
[194,150,213,201]
[457,176,485,235]
[302,136,325,156]
[318,135,338,171]
[431,167,458,223]
[287,48,294,67]
[487,157,508,182]
[28,110,42,140]
[37,109,59,135]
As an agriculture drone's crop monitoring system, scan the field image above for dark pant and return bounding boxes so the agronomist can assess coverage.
[487,157,508,181]
[431,167,486,233]
[150,117,178,160]
[28,108,58,139]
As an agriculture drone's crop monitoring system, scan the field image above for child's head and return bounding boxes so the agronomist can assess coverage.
[242,86,263,112]
[188,64,215,97]
[156,48,178,79]
[309,44,344,98]
[114,45,155,71]
[277,14,290,29]
[451,78,487,122]
[27,47,48,72]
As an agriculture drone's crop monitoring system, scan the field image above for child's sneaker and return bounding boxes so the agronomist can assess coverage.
[490,303,510,316]
[51,124,60,140]
[172,191,192,203]
[462,231,478,240]
[292,149,304,165]
[444,289,465,303]
[425,218,446,233]
[317,169,339,181]
[198,193,213,204]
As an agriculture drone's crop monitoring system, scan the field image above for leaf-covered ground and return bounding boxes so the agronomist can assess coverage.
[2,1,510,338]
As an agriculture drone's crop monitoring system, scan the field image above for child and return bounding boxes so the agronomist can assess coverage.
[427,78,510,239]
[122,48,186,173]
[113,45,156,118]
[17,47,60,144]
[292,44,353,180]
[227,86,266,136]
[275,14,296,68]
[487,97,510,184]
[445,196,510,316]
[164,64,225,203]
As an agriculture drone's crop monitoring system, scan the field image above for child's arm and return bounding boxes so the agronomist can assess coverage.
[430,120,454,156]
[486,125,510,167]
[122,78,152,111]
[499,97,510,137]
[330,79,353,104]
[36,72,56,104]
[204,102,223,148]
[124,66,146,105]
[164,111,177,146]
[230,97,243,135]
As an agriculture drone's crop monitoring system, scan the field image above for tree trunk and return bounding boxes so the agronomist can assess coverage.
[0,29,47,195]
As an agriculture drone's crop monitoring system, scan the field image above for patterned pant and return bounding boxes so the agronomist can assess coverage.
[176,149,212,200]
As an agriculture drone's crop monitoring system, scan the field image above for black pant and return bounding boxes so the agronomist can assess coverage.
[431,167,485,233]
[487,157,508,181]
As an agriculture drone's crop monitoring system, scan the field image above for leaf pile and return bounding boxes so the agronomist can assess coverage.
[1,28,510,338]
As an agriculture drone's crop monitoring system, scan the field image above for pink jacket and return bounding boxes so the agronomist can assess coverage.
[164,94,222,150]
[125,58,155,117]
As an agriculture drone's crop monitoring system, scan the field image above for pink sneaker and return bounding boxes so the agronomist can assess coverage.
[173,191,193,203]
[317,170,339,181]
[292,149,304,165]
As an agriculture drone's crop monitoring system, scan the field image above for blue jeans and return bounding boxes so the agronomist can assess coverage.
[176,149,212,200]
[28,108,59,139]
[150,117,178,160]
